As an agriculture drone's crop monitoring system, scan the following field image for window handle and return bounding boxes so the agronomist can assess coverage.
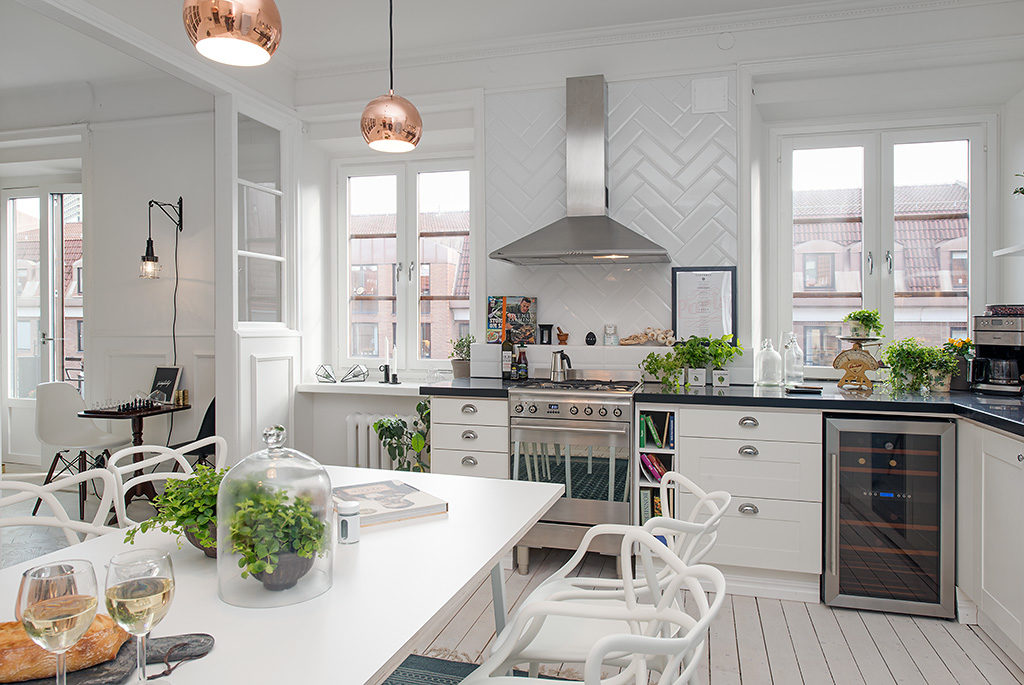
[867,251,873,275]
[408,261,415,279]
[885,250,893,275]
[396,261,403,282]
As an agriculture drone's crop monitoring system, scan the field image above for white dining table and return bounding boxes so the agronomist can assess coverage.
[0,466,563,684]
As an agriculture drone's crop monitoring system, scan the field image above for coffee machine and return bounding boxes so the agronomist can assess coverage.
[972,315,1024,394]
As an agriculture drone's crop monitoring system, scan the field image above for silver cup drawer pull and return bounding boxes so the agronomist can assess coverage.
[461,430,478,440]
[738,503,759,515]
[461,456,478,466]
[461,404,478,414]
[738,445,759,457]
[738,416,759,428]
[1018,454,1023,463]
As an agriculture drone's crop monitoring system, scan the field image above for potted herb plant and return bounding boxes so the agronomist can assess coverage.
[678,336,713,387]
[707,334,744,387]
[881,338,959,394]
[639,347,686,393]
[449,334,475,379]
[229,488,328,591]
[124,465,224,558]
[844,309,884,338]
[942,337,975,391]
[372,399,430,471]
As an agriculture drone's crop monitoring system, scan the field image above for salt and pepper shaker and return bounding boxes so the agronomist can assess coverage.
[334,497,360,544]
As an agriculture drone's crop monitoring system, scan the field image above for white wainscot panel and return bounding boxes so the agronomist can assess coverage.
[250,354,294,454]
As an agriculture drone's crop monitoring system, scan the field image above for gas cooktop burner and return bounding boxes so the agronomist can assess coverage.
[510,379,640,393]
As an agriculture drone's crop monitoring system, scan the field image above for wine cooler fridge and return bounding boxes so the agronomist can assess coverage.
[824,415,956,618]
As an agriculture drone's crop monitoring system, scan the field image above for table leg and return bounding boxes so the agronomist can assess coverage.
[490,562,508,637]
[124,416,158,506]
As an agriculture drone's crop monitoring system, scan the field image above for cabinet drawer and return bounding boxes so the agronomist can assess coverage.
[677,437,821,502]
[431,449,509,479]
[679,494,821,574]
[432,397,508,427]
[433,423,509,453]
[678,407,820,443]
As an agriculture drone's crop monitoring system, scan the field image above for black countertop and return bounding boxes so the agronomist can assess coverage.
[420,378,1024,437]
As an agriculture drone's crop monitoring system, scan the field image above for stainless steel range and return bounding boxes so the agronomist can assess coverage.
[508,377,639,572]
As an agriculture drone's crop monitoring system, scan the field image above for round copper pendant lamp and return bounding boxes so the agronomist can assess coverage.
[360,0,422,152]
[183,0,282,67]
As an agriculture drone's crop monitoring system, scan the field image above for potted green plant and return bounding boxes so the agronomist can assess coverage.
[124,465,224,558]
[881,338,959,394]
[844,309,884,338]
[707,334,744,387]
[449,334,475,379]
[639,347,686,393]
[372,399,430,471]
[678,336,713,387]
[942,337,975,391]
[229,488,328,591]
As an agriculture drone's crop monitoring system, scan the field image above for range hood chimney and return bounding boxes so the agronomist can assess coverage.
[488,75,670,266]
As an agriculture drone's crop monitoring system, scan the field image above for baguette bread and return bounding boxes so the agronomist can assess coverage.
[0,614,129,683]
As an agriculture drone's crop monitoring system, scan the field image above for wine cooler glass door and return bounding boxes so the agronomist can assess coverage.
[824,416,955,618]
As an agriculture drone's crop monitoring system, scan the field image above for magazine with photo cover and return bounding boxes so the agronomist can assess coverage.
[331,480,448,526]
[485,296,538,344]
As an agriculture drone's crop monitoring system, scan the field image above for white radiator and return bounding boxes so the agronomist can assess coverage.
[345,413,417,469]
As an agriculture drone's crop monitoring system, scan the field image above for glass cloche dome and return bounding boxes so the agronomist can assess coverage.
[217,425,333,607]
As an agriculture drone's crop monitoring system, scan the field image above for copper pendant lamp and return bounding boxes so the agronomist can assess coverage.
[183,0,282,67]
[360,0,422,152]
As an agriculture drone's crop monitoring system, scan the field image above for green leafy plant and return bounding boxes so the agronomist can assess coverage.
[1014,172,1024,196]
[639,346,686,393]
[449,334,475,360]
[677,336,712,371]
[124,465,224,550]
[707,334,744,370]
[942,337,975,358]
[843,309,884,336]
[229,488,328,579]
[882,338,959,393]
[372,399,430,471]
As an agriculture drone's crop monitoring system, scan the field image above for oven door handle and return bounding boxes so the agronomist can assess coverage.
[511,422,629,436]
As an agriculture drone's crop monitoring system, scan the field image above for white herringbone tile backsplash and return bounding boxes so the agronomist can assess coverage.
[484,72,738,347]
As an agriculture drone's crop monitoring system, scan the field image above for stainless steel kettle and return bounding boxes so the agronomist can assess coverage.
[550,350,572,382]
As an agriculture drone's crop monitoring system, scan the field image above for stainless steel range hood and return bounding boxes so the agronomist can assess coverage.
[489,75,670,266]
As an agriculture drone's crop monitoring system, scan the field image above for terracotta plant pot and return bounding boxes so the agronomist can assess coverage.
[451,359,471,379]
[254,552,315,591]
[183,522,217,558]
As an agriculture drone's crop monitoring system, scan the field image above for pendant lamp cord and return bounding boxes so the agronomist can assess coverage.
[388,0,394,92]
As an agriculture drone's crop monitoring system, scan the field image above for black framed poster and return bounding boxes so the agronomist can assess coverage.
[671,266,737,342]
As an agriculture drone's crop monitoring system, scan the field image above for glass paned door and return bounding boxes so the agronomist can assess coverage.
[890,140,970,346]
[8,194,44,398]
[791,146,865,367]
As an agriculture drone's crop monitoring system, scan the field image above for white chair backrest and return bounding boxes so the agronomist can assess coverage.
[34,381,95,446]
[651,471,731,565]
[107,445,195,526]
[178,435,228,471]
[0,470,118,546]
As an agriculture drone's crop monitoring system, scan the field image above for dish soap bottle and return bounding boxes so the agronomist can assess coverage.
[783,331,805,385]
[756,339,783,386]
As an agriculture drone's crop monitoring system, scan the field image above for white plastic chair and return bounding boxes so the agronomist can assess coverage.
[463,527,727,685]
[34,382,129,518]
[107,436,226,526]
[0,469,119,546]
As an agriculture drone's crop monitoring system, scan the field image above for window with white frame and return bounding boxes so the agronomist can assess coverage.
[777,125,985,375]
[341,162,472,368]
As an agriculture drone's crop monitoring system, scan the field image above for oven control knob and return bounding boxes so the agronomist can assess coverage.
[583,406,593,416]
[514,404,524,413]
[528,404,538,413]
[613,407,622,417]
[569,406,579,415]
[599,407,608,417]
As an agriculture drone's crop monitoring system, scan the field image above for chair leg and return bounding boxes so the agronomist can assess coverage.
[529,662,539,678]
[77,450,87,520]
[32,450,66,516]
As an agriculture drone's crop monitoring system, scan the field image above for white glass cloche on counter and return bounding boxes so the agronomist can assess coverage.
[217,425,333,608]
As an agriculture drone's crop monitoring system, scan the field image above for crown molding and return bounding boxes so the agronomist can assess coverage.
[295,0,1010,81]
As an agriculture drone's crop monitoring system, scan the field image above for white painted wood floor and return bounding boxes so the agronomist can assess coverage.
[410,548,1024,684]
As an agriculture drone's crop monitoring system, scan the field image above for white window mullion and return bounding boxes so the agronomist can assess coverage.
[866,133,891,332]
[396,165,414,371]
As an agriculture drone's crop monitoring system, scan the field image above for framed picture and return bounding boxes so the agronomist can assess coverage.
[151,366,182,403]
[671,266,737,343]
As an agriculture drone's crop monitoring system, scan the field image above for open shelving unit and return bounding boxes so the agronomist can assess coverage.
[633,402,680,526]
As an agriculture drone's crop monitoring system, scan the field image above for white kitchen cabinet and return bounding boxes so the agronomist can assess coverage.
[432,423,509,453]
[432,397,508,427]
[979,427,1024,650]
[431,448,509,479]
[677,436,821,502]
[430,397,509,478]
[677,406,821,443]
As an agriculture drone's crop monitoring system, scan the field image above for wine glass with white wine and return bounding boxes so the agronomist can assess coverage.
[17,560,99,685]
[105,549,175,682]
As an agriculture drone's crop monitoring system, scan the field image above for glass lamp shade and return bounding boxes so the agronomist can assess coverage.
[217,426,334,608]
[139,258,160,279]
[361,92,423,153]
[183,0,282,67]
